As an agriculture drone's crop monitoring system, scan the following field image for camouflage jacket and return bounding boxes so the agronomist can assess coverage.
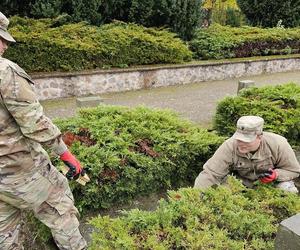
[0,57,67,176]
[194,132,300,189]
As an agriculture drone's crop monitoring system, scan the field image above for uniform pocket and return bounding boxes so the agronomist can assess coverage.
[233,160,252,170]
[41,164,76,216]
[232,160,254,178]
[254,157,274,174]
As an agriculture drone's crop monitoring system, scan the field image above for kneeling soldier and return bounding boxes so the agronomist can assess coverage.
[194,115,300,193]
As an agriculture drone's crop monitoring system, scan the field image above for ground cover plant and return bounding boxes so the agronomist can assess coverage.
[213,83,300,145]
[5,17,192,72]
[89,177,300,249]
[190,24,300,59]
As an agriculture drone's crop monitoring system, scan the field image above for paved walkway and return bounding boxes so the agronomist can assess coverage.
[41,70,300,127]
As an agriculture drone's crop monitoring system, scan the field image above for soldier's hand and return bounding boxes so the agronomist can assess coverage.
[60,150,85,180]
[258,168,278,184]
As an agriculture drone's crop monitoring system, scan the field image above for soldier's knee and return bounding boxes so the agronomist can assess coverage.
[276,180,298,193]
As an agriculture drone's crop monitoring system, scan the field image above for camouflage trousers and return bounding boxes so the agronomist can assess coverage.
[0,163,87,250]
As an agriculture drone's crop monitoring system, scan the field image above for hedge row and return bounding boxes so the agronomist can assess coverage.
[5,17,300,73]
[89,177,300,249]
[5,17,192,72]
[213,83,300,145]
[190,24,300,59]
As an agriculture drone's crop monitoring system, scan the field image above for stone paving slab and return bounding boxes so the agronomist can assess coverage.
[275,213,300,250]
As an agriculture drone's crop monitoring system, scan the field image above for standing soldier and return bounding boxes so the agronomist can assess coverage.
[194,115,300,193]
[0,12,87,249]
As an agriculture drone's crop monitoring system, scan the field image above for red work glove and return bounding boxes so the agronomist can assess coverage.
[258,168,278,184]
[60,151,85,180]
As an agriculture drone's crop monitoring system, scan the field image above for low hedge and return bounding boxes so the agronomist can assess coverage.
[213,83,300,145]
[190,24,300,59]
[5,17,192,72]
[89,177,300,249]
[53,105,223,212]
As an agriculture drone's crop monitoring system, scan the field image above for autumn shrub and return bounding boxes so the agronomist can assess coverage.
[89,176,300,249]
[5,17,192,72]
[213,83,300,145]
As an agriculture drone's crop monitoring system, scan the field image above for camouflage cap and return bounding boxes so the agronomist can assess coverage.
[0,12,15,43]
[233,116,264,142]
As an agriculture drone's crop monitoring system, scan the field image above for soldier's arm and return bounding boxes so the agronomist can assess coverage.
[194,138,234,189]
[0,65,67,155]
[275,138,300,181]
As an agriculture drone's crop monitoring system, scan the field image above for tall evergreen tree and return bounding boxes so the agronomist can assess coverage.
[70,0,102,25]
[237,0,300,27]
[30,0,62,18]
[99,0,132,23]
[2,0,33,17]
[128,0,203,40]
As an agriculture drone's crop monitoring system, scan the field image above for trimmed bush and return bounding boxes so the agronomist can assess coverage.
[190,24,300,59]
[53,105,223,212]
[89,177,300,249]
[213,83,300,145]
[5,17,192,72]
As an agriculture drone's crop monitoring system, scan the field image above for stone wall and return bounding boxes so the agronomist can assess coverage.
[32,57,300,100]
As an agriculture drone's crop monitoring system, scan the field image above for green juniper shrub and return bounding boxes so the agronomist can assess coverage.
[189,24,300,60]
[89,176,300,250]
[5,17,192,72]
[213,83,300,145]
[53,105,223,212]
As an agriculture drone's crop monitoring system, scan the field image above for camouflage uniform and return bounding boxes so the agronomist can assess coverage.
[0,57,87,248]
[194,131,300,191]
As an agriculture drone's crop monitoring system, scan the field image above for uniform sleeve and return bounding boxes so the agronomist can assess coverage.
[0,66,67,155]
[275,138,300,181]
[194,139,234,189]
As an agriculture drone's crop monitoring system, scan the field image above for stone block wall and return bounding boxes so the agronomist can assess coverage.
[32,57,300,100]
